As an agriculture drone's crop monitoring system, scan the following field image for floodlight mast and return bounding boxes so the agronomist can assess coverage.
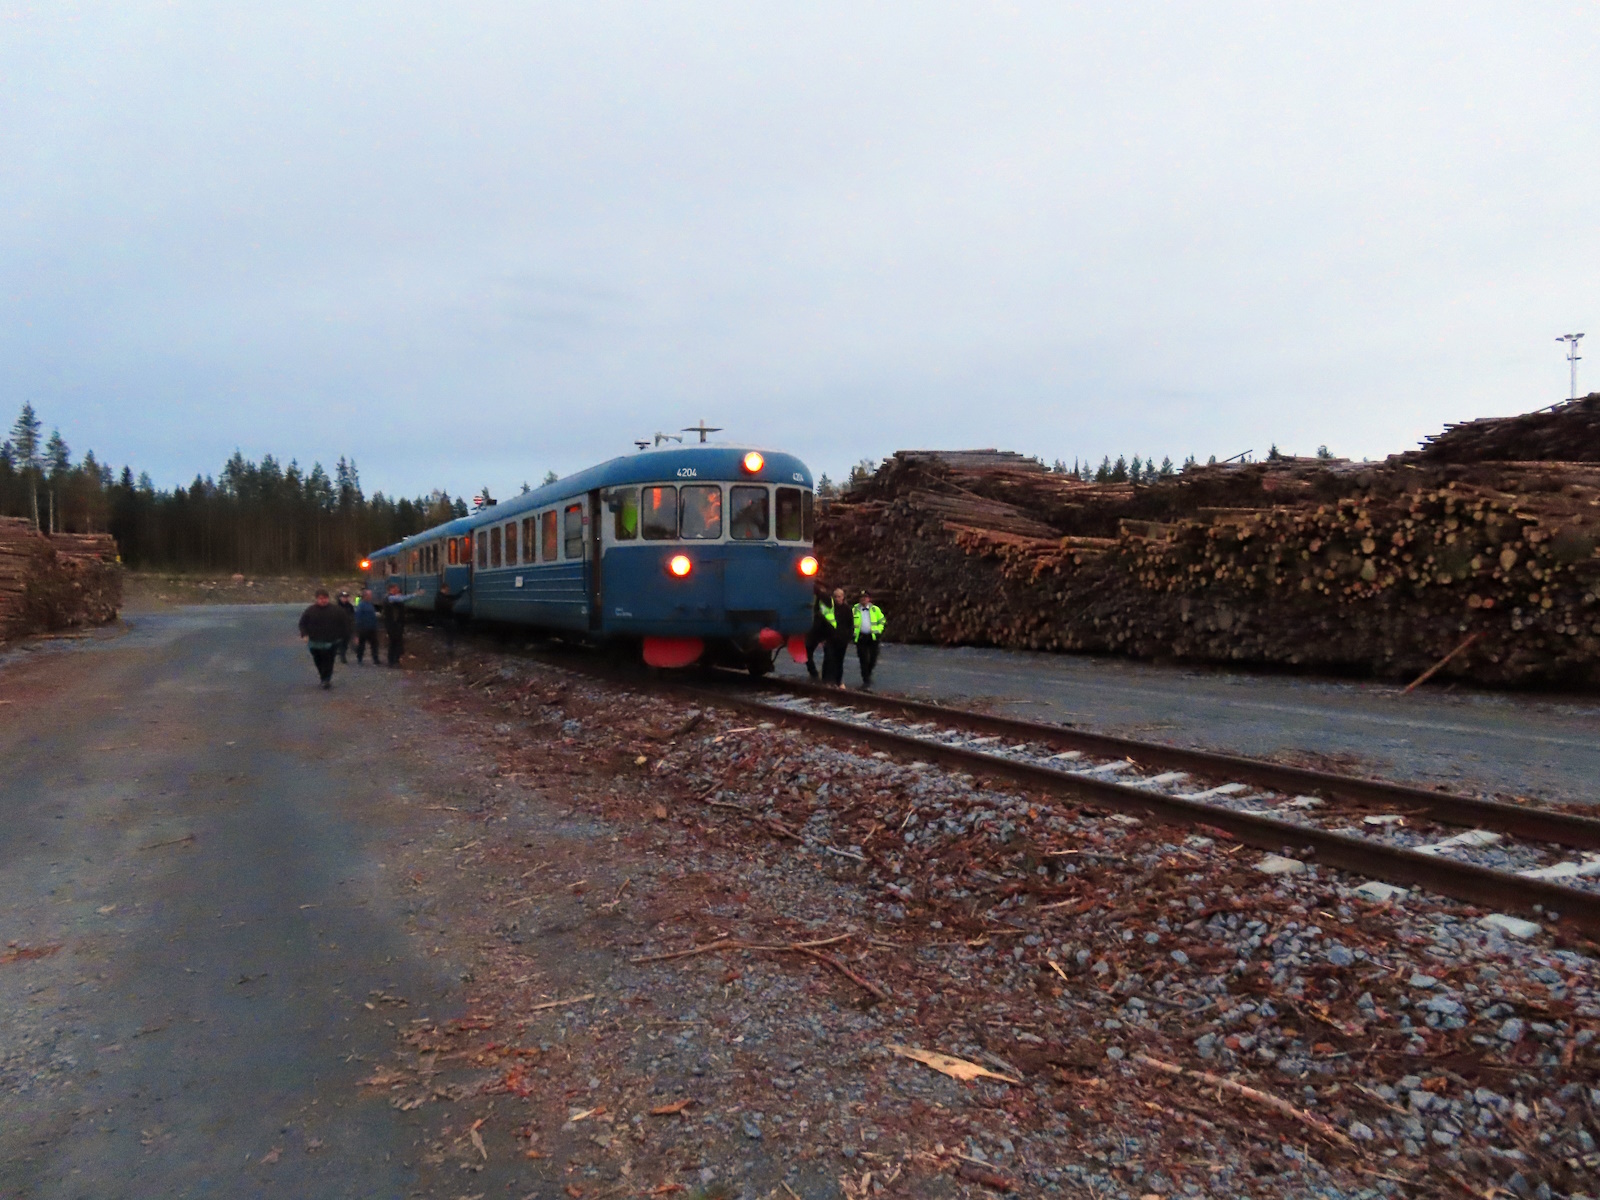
[1557,333,1584,400]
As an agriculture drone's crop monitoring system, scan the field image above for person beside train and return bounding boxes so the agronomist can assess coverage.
[351,587,380,664]
[383,581,423,667]
[434,578,460,659]
[852,590,887,689]
[821,585,852,687]
[298,587,354,690]
[804,581,835,680]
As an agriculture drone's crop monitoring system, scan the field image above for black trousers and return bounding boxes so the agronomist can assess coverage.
[354,631,379,662]
[309,645,337,683]
[856,635,880,685]
[386,625,405,665]
[333,636,349,663]
[804,626,828,677]
[821,639,848,685]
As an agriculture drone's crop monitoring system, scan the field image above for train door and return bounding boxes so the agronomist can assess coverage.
[587,489,603,632]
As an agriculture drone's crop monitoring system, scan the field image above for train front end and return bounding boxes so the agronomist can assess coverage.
[598,446,819,673]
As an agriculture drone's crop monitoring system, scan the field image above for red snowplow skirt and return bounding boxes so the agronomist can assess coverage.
[642,636,704,669]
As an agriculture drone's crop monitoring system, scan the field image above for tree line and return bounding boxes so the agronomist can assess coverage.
[1,403,468,573]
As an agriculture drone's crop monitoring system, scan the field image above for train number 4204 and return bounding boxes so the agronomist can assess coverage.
[676,467,698,478]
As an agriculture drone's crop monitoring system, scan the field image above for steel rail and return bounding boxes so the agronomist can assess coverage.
[700,687,1600,940]
[748,677,1600,853]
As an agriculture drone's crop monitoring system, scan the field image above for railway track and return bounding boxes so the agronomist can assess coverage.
[678,676,1600,940]
[463,634,1600,939]
[751,678,1600,853]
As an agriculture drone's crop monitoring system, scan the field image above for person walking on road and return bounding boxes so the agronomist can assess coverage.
[352,587,380,664]
[821,586,851,687]
[298,587,353,689]
[333,590,356,663]
[852,589,886,689]
[804,582,835,680]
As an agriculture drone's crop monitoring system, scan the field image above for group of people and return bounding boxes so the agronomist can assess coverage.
[297,583,414,689]
[300,577,884,691]
[805,583,886,688]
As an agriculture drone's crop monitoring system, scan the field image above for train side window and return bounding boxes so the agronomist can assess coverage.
[465,533,476,568]
[410,549,419,573]
[490,526,503,568]
[802,490,815,541]
[609,488,639,541]
[641,487,677,540]
[563,504,584,559]
[476,530,488,569]
[729,485,769,540]
[541,510,558,560]
[448,538,458,566]
[505,521,518,564]
[679,485,722,540]
[522,517,536,562]
[775,487,803,541]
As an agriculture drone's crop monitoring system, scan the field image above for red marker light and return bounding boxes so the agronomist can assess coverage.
[798,555,818,577]
[743,451,764,473]
[669,554,692,577]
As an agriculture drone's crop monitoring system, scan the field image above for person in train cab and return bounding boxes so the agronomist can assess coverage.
[352,587,380,664]
[805,581,835,679]
[852,589,887,688]
[298,587,353,690]
[333,589,356,663]
[821,586,852,687]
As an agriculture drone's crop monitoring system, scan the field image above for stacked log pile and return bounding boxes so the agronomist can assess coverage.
[817,403,1600,687]
[1406,392,1600,463]
[0,517,123,641]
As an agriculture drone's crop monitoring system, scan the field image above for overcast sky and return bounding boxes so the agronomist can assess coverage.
[3,2,1596,497]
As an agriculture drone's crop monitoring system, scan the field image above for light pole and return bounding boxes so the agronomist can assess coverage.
[1556,333,1584,400]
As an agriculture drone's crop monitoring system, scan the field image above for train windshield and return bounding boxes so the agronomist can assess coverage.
[680,486,722,540]
[775,488,804,541]
[729,486,769,540]
[641,487,677,540]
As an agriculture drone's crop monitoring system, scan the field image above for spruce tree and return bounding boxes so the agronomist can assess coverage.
[9,403,42,470]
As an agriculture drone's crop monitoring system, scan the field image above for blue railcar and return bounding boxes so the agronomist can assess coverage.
[361,444,819,673]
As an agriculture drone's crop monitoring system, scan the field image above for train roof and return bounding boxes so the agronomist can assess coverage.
[367,443,813,560]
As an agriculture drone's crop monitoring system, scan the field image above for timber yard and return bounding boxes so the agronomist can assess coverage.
[2,398,1599,1200]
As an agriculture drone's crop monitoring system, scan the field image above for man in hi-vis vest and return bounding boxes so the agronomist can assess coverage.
[851,590,887,689]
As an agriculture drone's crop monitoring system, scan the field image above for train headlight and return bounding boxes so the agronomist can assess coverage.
[742,451,764,473]
[359,559,370,571]
[798,555,818,577]
[668,554,692,578]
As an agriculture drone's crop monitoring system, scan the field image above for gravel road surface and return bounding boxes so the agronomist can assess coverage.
[0,606,453,1198]
[777,643,1600,804]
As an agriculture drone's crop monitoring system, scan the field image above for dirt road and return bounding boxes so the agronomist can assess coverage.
[0,606,453,1197]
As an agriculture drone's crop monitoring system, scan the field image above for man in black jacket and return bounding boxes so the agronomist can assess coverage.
[803,582,834,679]
[333,590,356,662]
[298,588,353,689]
[384,582,418,667]
[820,586,852,687]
